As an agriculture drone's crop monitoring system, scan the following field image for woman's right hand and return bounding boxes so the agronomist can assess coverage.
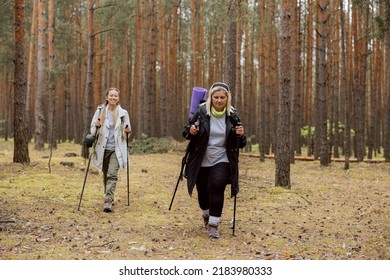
[189,124,199,135]
[95,118,101,128]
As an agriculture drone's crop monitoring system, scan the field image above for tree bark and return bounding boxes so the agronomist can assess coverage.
[81,0,95,158]
[305,0,314,157]
[226,0,237,102]
[13,0,30,163]
[340,0,350,170]
[47,0,56,149]
[26,0,38,140]
[275,0,292,188]
[289,0,297,163]
[383,0,390,161]
[34,0,46,150]
[317,0,330,166]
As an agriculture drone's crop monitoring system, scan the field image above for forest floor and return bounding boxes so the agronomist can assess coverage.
[0,138,389,260]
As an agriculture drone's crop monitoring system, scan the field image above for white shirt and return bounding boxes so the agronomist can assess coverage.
[105,110,116,151]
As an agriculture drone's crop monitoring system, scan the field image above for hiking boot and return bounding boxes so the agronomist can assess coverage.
[208,224,220,239]
[103,196,113,212]
[202,215,209,227]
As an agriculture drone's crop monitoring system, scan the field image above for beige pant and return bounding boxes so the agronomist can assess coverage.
[102,150,119,200]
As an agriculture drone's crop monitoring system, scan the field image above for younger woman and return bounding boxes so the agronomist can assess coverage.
[90,87,131,212]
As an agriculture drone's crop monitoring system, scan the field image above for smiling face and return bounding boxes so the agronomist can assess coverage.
[106,89,119,107]
[211,90,228,112]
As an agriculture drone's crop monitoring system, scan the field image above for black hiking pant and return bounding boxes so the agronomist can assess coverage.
[195,162,230,217]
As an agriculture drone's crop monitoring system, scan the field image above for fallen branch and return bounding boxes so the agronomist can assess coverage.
[242,153,385,163]
[87,239,117,249]
[292,191,312,205]
[0,218,16,223]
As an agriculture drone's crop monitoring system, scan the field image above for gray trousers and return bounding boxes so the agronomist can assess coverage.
[102,150,119,200]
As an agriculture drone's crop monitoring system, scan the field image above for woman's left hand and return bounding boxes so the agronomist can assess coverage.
[124,125,132,134]
[235,125,244,136]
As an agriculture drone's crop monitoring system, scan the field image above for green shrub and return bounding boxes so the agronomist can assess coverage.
[129,134,171,154]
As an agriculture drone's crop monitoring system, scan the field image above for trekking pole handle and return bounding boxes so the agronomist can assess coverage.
[235,122,243,138]
[95,118,101,129]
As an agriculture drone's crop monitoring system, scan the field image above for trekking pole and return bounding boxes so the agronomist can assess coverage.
[126,125,130,206]
[232,194,237,236]
[78,127,99,211]
[232,122,242,236]
[169,150,188,210]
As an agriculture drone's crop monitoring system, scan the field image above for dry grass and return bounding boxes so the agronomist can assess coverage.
[0,139,389,260]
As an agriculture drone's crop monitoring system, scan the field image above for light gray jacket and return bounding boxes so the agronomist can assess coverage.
[90,104,131,171]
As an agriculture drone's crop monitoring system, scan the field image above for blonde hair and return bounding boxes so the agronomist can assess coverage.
[99,87,120,125]
[205,82,233,116]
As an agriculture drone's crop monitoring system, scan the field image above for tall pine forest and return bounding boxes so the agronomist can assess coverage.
[1,0,390,165]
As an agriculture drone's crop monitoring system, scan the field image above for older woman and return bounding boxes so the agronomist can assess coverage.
[90,87,131,212]
[183,82,246,238]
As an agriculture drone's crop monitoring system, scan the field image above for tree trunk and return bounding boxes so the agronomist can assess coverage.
[275,0,292,188]
[81,0,95,159]
[340,0,350,170]
[145,0,157,136]
[317,0,330,166]
[34,0,46,150]
[47,0,56,149]
[26,0,38,140]
[270,2,278,156]
[332,2,340,158]
[289,0,297,164]
[352,4,363,161]
[382,0,390,161]
[258,0,266,162]
[13,0,30,163]
[226,0,237,102]
[93,0,102,111]
[134,0,145,138]
[314,3,320,161]
[305,0,314,157]
[190,0,204,88]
